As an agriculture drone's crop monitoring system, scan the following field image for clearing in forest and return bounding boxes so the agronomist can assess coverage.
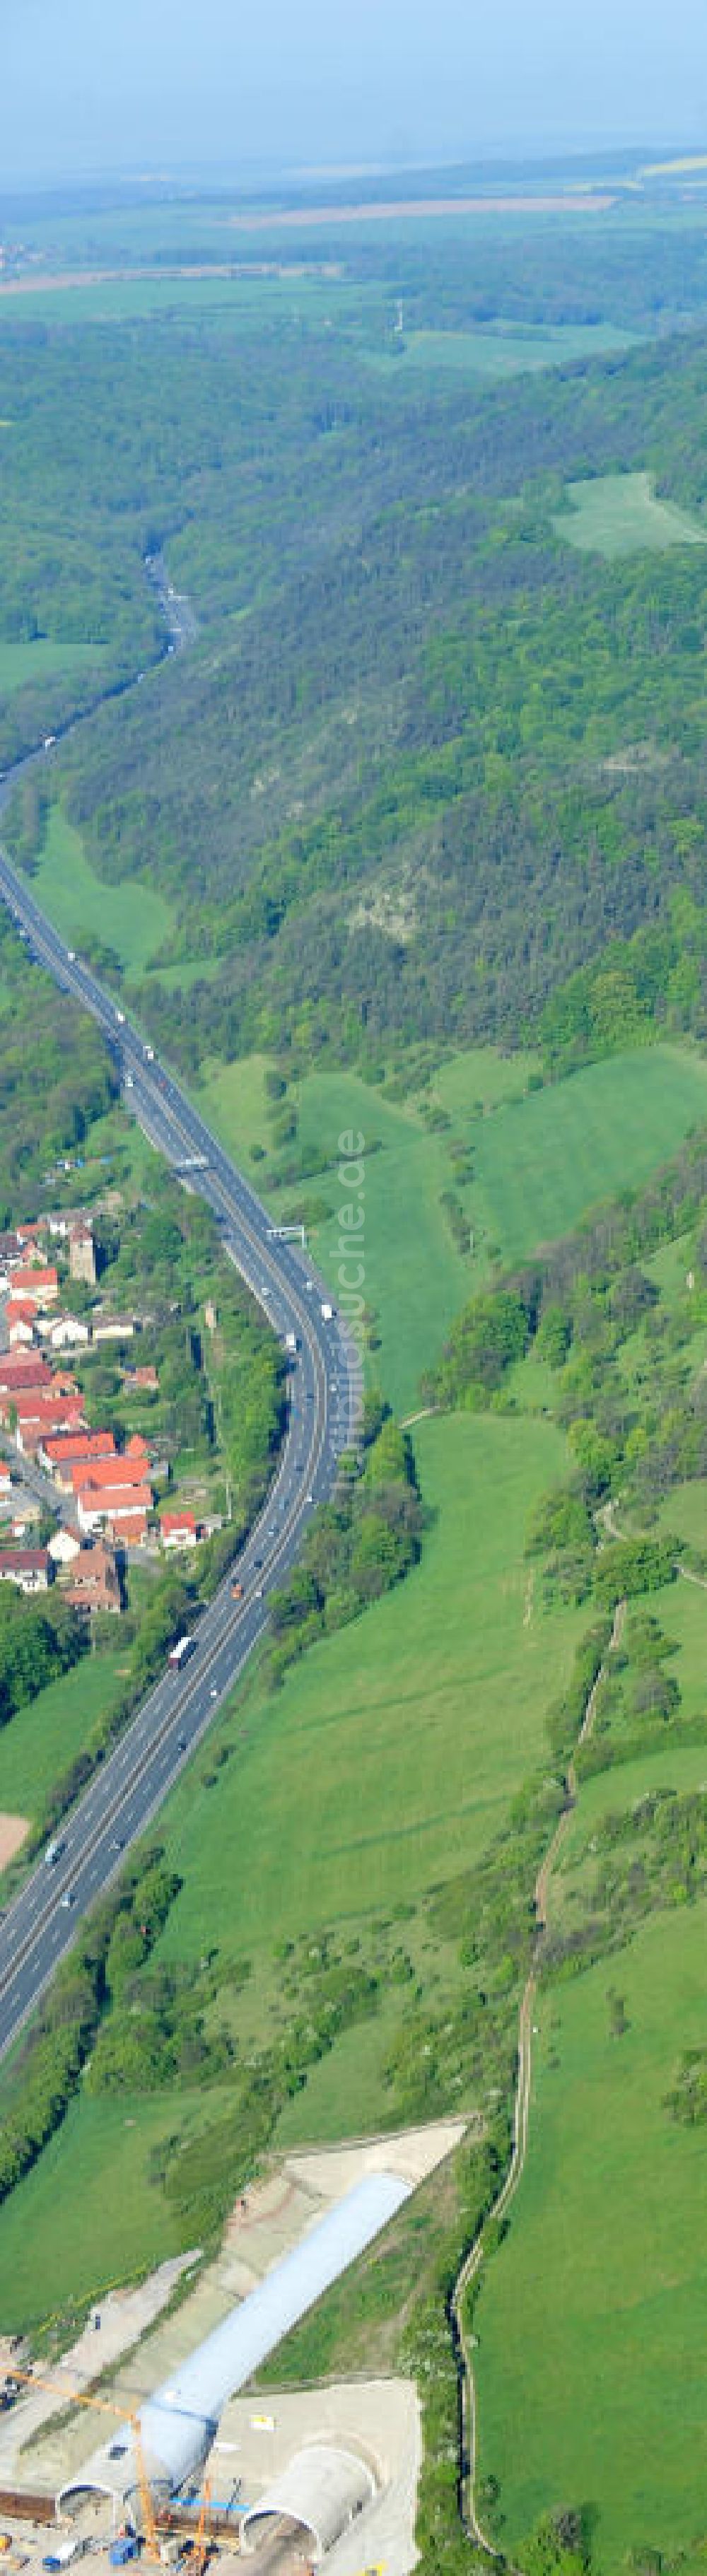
[555,469,706,557]
[30,806,173,975]
[469,1046,707,1267]
[0,640,107,698]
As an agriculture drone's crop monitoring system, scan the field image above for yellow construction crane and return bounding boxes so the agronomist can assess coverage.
[189,2474,212,2576]
[6,2370,218,2568]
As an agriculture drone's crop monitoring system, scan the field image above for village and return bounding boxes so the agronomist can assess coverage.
[0,1210,214,1617]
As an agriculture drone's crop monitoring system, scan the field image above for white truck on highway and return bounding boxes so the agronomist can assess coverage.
[168,1634,194,1672]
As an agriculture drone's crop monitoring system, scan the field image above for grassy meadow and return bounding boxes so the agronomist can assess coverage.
[0,1407,584,2322]
[157,1410,583,1950]
[556,469,707,556]
[0,1651,126,1832]
[0,640,107,700]
[660,1482,707,1552]
[32,805,173,975]
[199,1054,479,1413]
[466,1046,707,1267]
[366,321,638,383]
[0,2083,228,2331]
[474,1902,707,2570]
[201,1043,707,1411]
[550,1738,707,1940]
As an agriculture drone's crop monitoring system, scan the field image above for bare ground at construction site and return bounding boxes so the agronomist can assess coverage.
[6,2115,464,2576]
[0,1813,29,1868]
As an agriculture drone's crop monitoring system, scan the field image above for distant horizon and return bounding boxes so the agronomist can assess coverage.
[4,131,707,211]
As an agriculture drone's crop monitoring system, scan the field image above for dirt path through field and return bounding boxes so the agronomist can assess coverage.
[451,1596,625,2558]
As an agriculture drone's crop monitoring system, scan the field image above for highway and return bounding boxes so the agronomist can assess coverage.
[0,742,358,2058]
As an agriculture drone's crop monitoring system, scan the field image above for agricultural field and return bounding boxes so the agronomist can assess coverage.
[30,806,173,976]
[474,1899,707,2571]
[555,468,707,556]
[0,271,374,334]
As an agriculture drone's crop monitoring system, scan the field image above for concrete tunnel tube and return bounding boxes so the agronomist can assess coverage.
[240,2445,377,2562]
[56,2172,409,2527]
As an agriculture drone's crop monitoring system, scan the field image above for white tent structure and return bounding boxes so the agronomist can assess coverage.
[57,2170,410,2525]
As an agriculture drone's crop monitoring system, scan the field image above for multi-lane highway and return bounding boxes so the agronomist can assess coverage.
[0,782,357,2058]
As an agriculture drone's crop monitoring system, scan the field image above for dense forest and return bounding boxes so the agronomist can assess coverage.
[4,262,707,1077]
[0,902,117,1214]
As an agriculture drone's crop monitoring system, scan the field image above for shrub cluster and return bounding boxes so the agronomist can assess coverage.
[0,1849,180,2205]
[267,1405,424,1682]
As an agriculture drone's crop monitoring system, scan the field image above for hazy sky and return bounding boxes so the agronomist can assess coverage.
[3,0,707,188]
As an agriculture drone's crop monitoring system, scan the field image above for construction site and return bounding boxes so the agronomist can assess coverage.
[0,2124,465,2576]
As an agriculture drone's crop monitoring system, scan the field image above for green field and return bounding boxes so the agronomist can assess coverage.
[555,469,707,556]
[0,1650,126,1832]
[0,2084,226,2330]
[158,1410,582,1952]
[0,1409,584,2321]
[0,640,107,699]
[200,1057,478,1412]
[0,272,370,332]
[432,1047,542,1116]
[660,1482,707,1552]
[31,806,173,976]
[368,321,638,382]
[475,1902,707,2570]
[200,1045,707,1412]
[553,1738,707,1936]
[468,1046,707,1267]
